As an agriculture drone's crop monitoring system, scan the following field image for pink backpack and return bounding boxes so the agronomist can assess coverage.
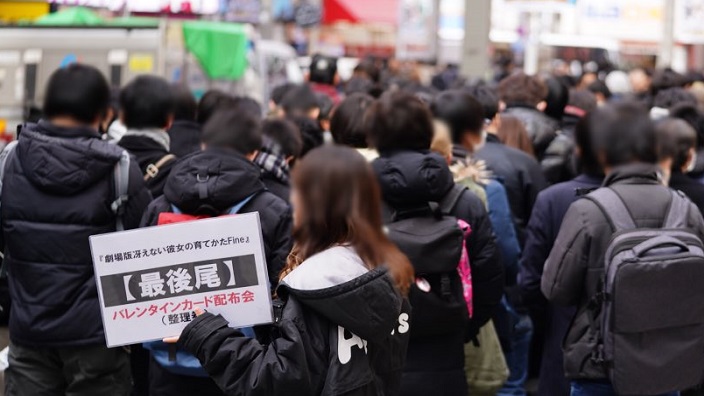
[457,219,473,318]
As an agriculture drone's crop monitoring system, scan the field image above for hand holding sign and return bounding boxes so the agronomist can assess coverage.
[163,308,206,343]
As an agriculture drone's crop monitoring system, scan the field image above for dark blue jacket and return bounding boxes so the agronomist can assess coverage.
[518,174,603,396]
[2,121,151,347]
[485,180,521,285]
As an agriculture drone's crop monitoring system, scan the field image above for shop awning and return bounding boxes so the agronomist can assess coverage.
[322,0,398,26]
[34,6,104,26]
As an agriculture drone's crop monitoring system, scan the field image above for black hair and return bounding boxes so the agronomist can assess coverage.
[345,77,374,97]
[330,93,374,148]
[309,54,338,86]
[262,118,302,158]
[281,84,319,117]
[574,113,603,177]
[670,103,704,149]
[591,102,658,167]
[653,88,698,110]
[651,68,687,97]
[43,64,110,124]
[366,91,434,152]
[202,109,262,155]
[544,77,570,120]
[568,89,598,113]
[288,116,323,157]
[172,85,197,121]
[655,117,697,171]
[120,75,175,129]
[233,96,263,118]
[465,84,500,120]
[316,92,334,121]
[431,90,485,143]
[197,90,236,125]
[271,83,297,106]
[587,80,612,100]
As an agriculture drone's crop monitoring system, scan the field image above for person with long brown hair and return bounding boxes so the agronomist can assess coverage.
[173,145,414,396]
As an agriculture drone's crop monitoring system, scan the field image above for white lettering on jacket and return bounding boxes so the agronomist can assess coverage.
[337,326,368,364]
[391,313,410,335]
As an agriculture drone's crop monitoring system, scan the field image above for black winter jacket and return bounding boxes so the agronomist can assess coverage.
[542,164,704,381]
[670,172,704,215]
[141,148,292,288]
[372,150,503,395]
[180,266,411,396]
[2,121,151,347]
[119,134,177,198]
[261,171,290,203]
[168,120,201,158]
[474,134,548,246]
[503,106,559,161]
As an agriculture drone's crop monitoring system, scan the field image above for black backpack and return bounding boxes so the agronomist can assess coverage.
[586,187,704,395]
[385,185,469,338]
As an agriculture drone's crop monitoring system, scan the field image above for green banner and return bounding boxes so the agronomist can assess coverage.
[182,21,249,81]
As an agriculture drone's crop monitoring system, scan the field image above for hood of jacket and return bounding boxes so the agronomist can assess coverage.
[280,263,403,344]
[372,150,454,208]
[163,148,266,214]
[16,121,122,196]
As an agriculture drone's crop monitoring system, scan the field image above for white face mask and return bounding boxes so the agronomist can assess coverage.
[687,151,698,174]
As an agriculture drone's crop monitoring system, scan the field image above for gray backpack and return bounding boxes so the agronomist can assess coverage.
[586,187,704,395]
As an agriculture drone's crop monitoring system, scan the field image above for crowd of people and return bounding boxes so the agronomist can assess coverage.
[2,53,704,396]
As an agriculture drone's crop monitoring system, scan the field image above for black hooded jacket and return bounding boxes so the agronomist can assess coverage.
[371,150,503,394]
[119,134,177,198]
[180,265,411,396]
[141,148,292,288]
[2,121,151,347]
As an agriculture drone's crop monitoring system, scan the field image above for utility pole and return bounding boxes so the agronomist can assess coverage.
[657,0,675,68]
[460,0,491,78]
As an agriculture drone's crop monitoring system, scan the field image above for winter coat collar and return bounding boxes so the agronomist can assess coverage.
[122,128,170,151]
[280,266,402,343]
[603,163,663,187]
[17,121,122,196]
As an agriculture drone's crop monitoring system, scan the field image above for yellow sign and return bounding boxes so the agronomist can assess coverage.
[128,54,155,73]
[0,2,49,23]
[0,119,7,135]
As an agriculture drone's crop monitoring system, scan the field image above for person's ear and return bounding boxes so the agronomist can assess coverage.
[536,101,547,112]
[308,108,321,121]
[164,114,174,131]
[200,142,207,151]
[285,155,296,165]
[246,150,259,161]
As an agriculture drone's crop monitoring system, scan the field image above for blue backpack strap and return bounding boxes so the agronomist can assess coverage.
[227,193,258,215]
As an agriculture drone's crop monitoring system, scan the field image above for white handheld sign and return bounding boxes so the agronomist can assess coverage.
[90,213,273,347]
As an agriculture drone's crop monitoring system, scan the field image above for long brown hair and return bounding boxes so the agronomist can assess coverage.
[497,115,535,158]
[280,145,414,295]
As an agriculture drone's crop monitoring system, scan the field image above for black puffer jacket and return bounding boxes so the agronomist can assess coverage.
[542,164,704,380]
[141,148,292,287]
[119,134,177,198]
[2,121,151,347]
[372,150,503,395]
[180,266,411,396]
[503,106,559,161]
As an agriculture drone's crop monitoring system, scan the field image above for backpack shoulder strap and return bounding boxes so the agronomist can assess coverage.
[111,150,131,232]
[144,154,177,182]
[664,190,690,229]
[0,141,19,204]
[584,187,636,231]
[227,192,259,215]
[439,184,467,215]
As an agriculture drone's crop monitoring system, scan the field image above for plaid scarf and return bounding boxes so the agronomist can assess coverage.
[254,137,290,183]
